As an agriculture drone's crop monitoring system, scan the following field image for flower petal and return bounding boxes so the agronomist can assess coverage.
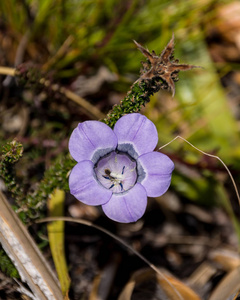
[102,183,147,223]
[69,160,112,205]
[113,113,158,158]
[137,152,174,197]
[69,121,117,163]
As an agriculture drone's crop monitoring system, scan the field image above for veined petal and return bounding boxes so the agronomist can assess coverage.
[102,183,147,223]
[114,113,158,158]
[69,160,112,205]
[69,121,117,163]
[137,152,174,197]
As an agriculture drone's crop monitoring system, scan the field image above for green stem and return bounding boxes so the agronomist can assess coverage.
[103,79,159,128]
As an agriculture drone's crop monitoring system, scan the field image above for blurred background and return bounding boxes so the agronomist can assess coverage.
[0,0,240,299]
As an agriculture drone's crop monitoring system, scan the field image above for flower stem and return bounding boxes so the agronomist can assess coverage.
[102,79,158,128]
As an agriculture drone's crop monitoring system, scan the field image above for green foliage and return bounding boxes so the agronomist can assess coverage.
[175,33,240,164]
[0,140,23,164]
[0,142,24,280]
[16,63,43,90]
[171,170,221,206]
[0,249,20,279]
[103,80,153,128]
[25,155,75,219]
[0,140,24,203]
[0,140,74,221]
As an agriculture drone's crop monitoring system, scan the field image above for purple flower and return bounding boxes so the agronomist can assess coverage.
[69,113,174,223]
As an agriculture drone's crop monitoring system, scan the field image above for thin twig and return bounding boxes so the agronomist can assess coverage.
[42,35,74,72]
[158,135,240,207]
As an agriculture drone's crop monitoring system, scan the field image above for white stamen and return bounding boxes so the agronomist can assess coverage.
[110,172,124,180]
[95,151,137,194]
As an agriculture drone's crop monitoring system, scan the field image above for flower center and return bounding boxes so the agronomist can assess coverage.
[94,151,137,194]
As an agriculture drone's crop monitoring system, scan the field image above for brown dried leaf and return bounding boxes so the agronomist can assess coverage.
[209,266,240,300]
[118,268,201,300]
[134,34,200,97]
[0,191,63,300]
[209,249,240,271]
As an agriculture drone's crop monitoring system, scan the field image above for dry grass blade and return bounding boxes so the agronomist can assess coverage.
[209,249,240,272]
[0,191,63,300]
[42,35,74,72]
[188,262,216,288]
[118,268,201,300]
[233,289,240,300]
[209,266,240,300]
